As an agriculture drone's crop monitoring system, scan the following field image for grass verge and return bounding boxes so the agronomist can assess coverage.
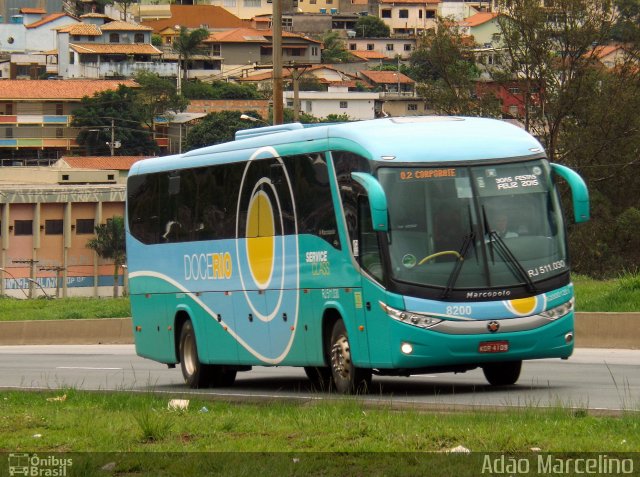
[573,273,640,312]
[0,297,130,321]
[1,390,637,453]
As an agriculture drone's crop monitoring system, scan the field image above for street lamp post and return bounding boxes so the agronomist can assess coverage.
[240,114,270,126]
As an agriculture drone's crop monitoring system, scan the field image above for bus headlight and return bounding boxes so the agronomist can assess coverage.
[539,298,574,321]
[379,302,442,329]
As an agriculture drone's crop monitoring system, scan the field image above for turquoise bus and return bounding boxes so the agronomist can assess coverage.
[125,116,589,393]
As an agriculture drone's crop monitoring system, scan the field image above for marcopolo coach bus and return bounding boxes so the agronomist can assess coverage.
[125,116,589,393]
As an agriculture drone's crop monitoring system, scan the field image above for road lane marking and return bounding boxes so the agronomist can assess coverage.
[56,367,122,370]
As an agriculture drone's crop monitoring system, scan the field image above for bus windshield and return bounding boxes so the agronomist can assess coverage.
[377,159,568,291]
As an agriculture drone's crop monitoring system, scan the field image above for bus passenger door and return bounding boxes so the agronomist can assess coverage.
[357,197,392,368]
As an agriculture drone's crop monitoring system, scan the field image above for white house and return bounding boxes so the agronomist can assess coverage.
[56,16,174,80]
[0,8,79,54]
[458,12,500,47]
[284,87,379,120]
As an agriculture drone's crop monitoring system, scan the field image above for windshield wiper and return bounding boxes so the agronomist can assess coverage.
[441,231,475,299]
[482,206,538,294]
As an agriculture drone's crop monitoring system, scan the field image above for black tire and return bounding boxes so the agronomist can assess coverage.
[179,319,212,388]
[328,320,372,394]
[211,366,237,388]
[304,366,332,391]
[482,360,522,386]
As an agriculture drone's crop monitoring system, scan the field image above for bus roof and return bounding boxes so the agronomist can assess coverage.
[130,116,544,176]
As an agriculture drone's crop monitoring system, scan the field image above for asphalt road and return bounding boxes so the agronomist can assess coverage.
[0,345,638,413]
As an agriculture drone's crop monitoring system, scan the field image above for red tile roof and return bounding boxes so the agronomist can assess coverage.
[350,50,390,60]
[379,0,440,4]
[20,7,47,14]
[60,156,153,170]
[100,21,153,31]
[70,43,162,55]
[79,13,112,19]
[591,44,623,59]
[206,28,320,44]
[0,80,138,100]
[461,12,499,27]
[26,13,74,29]
[359,70,415,84]
[238,65,352,82]
[142,5,248,32]
[57,23,102,35]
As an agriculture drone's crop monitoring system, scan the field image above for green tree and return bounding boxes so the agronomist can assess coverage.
[71,86,159,156]
[492,0,640,277]
[562,65,640,277]
[354,16,391,38]
[87,216,126,298]
[495,0,618,159]
[612,0,640,42]
[134,71,188,132]
[173,27,210,83]
[295,74,324,91]
[321,31,351,63]
[182,79,264,99]
[409,21,501,116]
[184,110,264,151]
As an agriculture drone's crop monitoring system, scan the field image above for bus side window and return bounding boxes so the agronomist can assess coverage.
[359,197,384,282]
[285,154,341,249]
[127,173,161,244]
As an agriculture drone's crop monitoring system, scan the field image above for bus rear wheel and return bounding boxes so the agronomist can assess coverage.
[179,319,212,388]
[482,360,522,386]
[328,320,372,394]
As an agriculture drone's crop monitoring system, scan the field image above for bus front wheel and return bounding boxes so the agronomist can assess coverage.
[482,360,522,386]
[328,320,372,394]
[179,319,211,388]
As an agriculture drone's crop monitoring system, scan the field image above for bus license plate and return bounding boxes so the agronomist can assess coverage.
[478,341,509,353]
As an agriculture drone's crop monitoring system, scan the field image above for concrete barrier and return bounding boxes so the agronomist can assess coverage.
[0,313,637,348]
[574,312,639,349]
[0,318,133,346]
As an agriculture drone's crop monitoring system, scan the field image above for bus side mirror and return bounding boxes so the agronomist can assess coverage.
[351,172,389,232]
[551,163,590,223]
[351,172,388,232]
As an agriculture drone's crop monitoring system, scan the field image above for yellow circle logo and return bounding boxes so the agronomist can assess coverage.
[507,296,537,316]
[246,190,275,288]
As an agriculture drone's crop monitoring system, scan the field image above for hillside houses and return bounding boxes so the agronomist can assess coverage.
[1,2,631,127]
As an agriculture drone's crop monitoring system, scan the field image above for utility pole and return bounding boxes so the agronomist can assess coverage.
[396,55,401,94]
[110,118,115,156]
[272,0,283,125]
[284,63,312,122]
[40,265,65,299]
[13,259,39,299]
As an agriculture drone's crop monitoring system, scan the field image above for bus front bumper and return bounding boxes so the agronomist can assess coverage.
[386,312,574,370]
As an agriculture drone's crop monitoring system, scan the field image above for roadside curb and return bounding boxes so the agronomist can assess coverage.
[0,313,637,348]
